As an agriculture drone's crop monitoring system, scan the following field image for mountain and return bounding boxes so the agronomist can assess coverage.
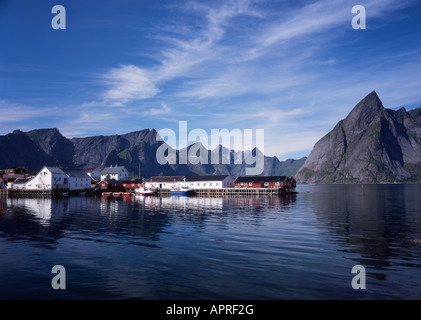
[0,128,305,178]
[296,91,421,184]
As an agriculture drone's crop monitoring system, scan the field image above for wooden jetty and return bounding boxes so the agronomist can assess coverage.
[155,188,296,197]
[1,187,296,198]
[1,189,89,198]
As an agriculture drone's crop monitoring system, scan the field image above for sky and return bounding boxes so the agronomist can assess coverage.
[1,0,421,160]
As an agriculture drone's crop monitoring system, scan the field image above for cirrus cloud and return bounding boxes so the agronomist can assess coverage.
[101,65,159,106]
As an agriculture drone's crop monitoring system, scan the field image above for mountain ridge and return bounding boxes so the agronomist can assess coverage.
[295,91,421,184]
[0,128,306,178]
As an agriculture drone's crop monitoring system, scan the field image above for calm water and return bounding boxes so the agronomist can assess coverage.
[1,184,421,300]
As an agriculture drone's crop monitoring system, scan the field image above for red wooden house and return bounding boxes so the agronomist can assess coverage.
[98,179,126,191]
[122,179,143,190]
[234,176,291,189]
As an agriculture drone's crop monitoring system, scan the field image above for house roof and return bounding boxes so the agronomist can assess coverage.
[13,178,33,184]
[100,166,128,174]
[234,176,289,183]
[122,179,143,184]
[147,175,231,183]
[61,168,90,178]
[0,167,27,172]
[45,167,66,175]
[100,179,127,184]
[185,175,231,182]
[148,176,184,183]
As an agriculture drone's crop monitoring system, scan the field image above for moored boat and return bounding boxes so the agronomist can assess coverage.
[170,186,195,196]
[135,187,156,196]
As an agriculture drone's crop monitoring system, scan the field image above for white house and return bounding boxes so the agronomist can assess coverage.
[144,175,234,190]
[145,176,184,190]
[185,175,234,189]
[11,166,68,190]
[100,166,129,181]
[11,166,90,191]
[61,168,91,190]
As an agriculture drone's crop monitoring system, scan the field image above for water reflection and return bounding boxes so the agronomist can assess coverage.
[308,184,421,278]
[0,194,297,248]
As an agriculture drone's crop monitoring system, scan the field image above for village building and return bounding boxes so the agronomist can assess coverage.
[100,166,130,181]
[61,168,91,190]
[122,179,143,190]
[98,179,126,191]
[10,166,90,191]
[185,175,234,189]
[144,175,234,190]
[234,176,296,190]
[0,167,28,175]
[0,167,29,185]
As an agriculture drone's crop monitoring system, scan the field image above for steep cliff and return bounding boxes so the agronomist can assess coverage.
[0,128,305,178]
[296,91,421,183]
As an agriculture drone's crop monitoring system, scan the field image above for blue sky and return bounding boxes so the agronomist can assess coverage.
[1,0,421,160]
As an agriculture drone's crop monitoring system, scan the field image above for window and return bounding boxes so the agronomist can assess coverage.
[210,183,212,186]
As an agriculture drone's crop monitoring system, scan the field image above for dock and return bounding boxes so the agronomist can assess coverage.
[1,189,89,198]
[155,188,295,197]
[1,187,296,198]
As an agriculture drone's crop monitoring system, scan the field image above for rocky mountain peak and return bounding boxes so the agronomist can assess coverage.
[344,90,384,129]
[296,91,421,184]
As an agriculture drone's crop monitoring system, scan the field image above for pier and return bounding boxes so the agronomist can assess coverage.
[1,187,296,198]
[155,188,296,197]
[1,189,89,198]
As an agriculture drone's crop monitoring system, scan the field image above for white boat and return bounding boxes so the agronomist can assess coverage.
[170,186,195,196]
[135,187,156,196]
[169,178,195,196]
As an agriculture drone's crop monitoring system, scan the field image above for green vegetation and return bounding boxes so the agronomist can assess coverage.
[118,149,133,162]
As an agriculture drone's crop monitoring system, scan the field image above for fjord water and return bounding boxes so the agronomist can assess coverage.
[1,184,421,300]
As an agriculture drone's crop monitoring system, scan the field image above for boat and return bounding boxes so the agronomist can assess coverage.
[170,186,195,196]
[102,192,112,197]
[112,192,122,197]
[135,187,156,196]
[122,192,132,197]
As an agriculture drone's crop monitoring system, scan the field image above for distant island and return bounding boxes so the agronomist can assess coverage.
[296,91,421,184]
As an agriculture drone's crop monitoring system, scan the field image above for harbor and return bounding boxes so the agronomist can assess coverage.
[100,187,296,198]
[1,166,297,198]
